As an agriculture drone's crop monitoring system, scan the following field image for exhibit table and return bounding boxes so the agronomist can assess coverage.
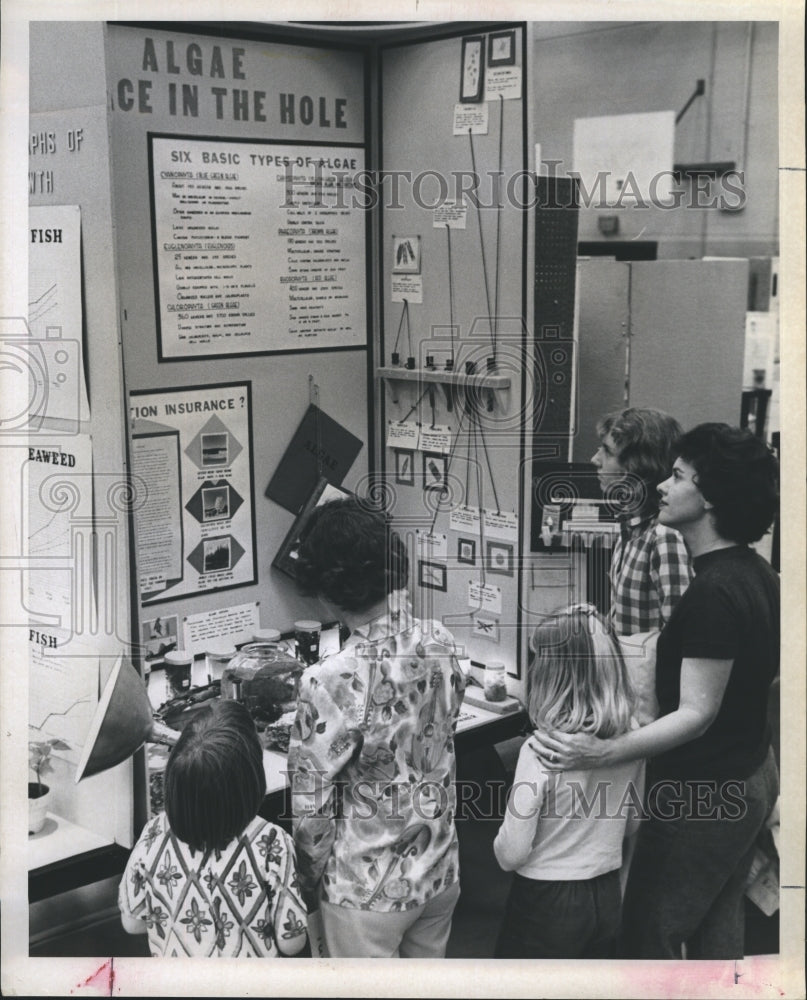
[29,697,525,903]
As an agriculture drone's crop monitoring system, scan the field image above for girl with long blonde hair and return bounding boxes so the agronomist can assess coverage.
[493,606,644,958]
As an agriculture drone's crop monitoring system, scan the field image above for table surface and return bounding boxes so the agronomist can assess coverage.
[262,696,523,795]
[32,669,524,875]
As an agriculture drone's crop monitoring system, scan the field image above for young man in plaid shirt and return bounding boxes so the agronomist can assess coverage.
[591,408,693,636]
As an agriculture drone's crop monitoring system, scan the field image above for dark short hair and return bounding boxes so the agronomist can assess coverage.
[676,423,779,544]
[164,700,265,853]
[597,408,684,514]
[294,497,409,613]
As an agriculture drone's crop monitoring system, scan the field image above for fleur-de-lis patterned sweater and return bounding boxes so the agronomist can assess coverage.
[118,814,307,957]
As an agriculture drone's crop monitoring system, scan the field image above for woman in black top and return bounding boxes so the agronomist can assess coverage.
[530,424,780,959]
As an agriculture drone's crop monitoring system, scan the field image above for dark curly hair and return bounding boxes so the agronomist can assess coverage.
[164,700,266,853]
[597,408,684,515]
[676,423,779,544]
[294,497,409,612]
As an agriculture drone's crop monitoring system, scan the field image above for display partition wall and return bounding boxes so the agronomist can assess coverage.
[25,18,778,949]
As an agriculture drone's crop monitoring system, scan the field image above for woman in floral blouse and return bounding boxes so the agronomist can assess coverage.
[288,497,466,957]
[119,700,307,957]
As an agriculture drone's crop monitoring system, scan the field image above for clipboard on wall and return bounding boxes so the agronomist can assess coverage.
[265,403,363,515]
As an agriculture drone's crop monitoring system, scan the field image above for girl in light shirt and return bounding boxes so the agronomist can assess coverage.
[493,607,644,959]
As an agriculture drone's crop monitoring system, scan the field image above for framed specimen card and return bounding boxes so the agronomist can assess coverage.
[460,36,485,103]
[488,29,516,66]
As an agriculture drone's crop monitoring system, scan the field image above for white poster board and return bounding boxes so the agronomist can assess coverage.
[26,205,90,428]
[130,381,256,603]
[150,135,366,358]
[572,110,676,206]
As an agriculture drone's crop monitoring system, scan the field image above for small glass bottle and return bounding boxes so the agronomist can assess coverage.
[483,661,507,702]
[204,639,236,684]
[164,649,194,700]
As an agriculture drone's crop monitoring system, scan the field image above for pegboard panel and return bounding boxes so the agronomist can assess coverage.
[533,176,579,455]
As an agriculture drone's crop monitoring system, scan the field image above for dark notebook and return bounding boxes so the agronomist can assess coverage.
[265,404,363,514]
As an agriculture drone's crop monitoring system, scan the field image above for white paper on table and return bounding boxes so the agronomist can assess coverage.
[183,602,261,659]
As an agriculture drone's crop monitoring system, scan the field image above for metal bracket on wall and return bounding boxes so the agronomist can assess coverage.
[675,78,706,124]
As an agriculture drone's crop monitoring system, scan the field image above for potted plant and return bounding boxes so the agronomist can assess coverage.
[28,738,68,835]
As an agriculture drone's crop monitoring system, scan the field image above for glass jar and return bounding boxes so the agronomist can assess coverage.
[483,661,507,702]
[205,640,236,684]
[221,642,304,725]
[164,649,194,700]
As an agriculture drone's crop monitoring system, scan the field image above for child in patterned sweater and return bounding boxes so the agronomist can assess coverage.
[119,700,307,957]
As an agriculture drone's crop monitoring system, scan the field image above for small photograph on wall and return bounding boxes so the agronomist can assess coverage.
[394,448,415,486]
[472,615,500,642]
[423,452,448,492]
[201,432,229,467]
[457,537,476,565]
[486,539,514,577]
[202,485,230,522]
[418,560,448,592]
[488,29,516,66]
[460,35,485,102]
[203,537,232,573]
[392,235,421,274]
[141,614,179,667]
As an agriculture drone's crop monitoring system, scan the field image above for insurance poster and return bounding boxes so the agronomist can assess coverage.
[130,382,256,603]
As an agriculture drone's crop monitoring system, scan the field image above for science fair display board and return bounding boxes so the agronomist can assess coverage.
[106,24,370,640]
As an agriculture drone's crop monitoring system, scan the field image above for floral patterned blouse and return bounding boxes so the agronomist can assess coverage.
[287,603,466,913]
[118,813,307,957]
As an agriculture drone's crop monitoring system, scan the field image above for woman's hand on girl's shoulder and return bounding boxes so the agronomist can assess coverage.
[527,729,610,771]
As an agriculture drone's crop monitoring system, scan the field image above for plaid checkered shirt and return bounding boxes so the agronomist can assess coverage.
[610,515,693,636]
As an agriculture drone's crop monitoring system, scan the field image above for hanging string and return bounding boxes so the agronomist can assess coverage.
[468,128,496,357]
[309,375,323,479]
[475,408,503,515]
[446,223,456,362]
[492,95,505,364]
[470,407,486,588]
[464,399,472,509]
[391,299,410,356]
[397,383,431,424]
[429,403,468,535]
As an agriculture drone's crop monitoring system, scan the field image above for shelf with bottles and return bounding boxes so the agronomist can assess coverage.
[377,364,511,390]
